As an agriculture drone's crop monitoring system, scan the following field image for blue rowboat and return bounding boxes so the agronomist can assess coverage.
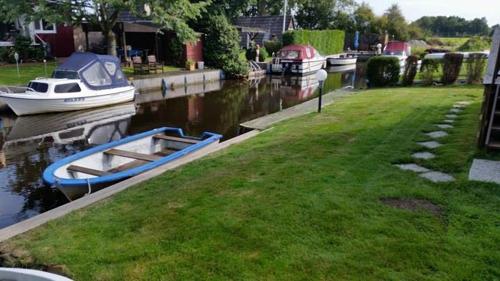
[43,127,222,200]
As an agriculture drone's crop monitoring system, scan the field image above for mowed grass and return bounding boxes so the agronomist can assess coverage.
[436,37,470,50]
[3,86,500,280]
[0,62,57,85]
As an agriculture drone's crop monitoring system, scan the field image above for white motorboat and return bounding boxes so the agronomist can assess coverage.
[0,268,73,281]
[271,44,326,75]
[0,52,135,116]
[327,54,357,66]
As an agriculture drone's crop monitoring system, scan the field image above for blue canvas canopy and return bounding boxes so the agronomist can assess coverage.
[53,52,129,90]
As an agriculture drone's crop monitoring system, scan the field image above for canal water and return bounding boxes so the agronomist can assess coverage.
[0,66,366,229]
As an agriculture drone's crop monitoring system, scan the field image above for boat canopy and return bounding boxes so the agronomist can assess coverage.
[279,44,318,60]
[53,52,129,90]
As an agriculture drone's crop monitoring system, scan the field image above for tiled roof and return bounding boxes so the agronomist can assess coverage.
[234,16,294,37]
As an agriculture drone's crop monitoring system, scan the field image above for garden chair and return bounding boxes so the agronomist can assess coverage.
[147,55,164,74]
[132,56,148,75]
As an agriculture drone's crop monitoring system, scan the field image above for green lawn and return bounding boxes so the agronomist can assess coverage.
[3,86,500,280]
[437,37,470,50]
[0,62,57,86]
[122,65,182,76]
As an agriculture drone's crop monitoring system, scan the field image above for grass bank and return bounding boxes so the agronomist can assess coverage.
[0,62,57,85]
[2,86,499,280]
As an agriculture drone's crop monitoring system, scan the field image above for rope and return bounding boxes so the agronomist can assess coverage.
[86,179,92,195]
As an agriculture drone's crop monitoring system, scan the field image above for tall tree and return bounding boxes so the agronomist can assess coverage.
[0,0,208,56]
[383,4,409,40]
[353,2,377,34]
[295,0,355,30]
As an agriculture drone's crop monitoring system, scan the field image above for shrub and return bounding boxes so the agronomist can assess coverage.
[14,35,32,61]
[441,53,464,85]
[466,53,487,84]
[282,29,345,55]
[203,15,248,78]
[420,58,441,85]
[366,56,401,87]
[245,44,268,62]
[264,40,282,56]
[458,36,492,52]
[0,47,15,63]
[165,35,184,66]
[402,55,419,86]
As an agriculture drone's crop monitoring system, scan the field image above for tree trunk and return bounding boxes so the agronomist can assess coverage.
[106,30,117,56]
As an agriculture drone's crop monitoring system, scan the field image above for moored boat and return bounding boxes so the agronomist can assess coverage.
[0,268,73,281]
[271,44,326,75]
[327,54,357,66]
[43,127,222,200]
[0,52,135,116]
[382,41,411,68]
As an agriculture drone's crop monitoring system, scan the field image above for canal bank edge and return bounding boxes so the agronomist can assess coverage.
[240,88,354,130]
[0,88,350,242]
[0,129,261,242]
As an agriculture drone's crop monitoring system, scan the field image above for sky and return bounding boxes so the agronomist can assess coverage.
[364,0,500,26]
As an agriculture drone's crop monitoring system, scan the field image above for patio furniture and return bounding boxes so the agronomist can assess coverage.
[147,55,164,74]
[132,56,148,75]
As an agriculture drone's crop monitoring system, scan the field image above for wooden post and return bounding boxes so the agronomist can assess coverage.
[478,28,500,147]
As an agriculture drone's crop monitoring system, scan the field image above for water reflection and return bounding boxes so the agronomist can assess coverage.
[0,69,360,228]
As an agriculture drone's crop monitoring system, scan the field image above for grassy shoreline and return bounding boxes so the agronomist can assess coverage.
[1,86,499,280]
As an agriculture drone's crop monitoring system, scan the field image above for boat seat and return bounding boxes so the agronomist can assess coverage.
[108,160,146,173]
[67,165,110,176]
[104,149,161,162]
[153,134,200,144]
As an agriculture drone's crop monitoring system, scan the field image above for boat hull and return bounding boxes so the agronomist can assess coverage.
[43,127,222,200]
[271,59,326,75]
[0,87,135,116]
[327,58,357,66]
[0,268,73,281]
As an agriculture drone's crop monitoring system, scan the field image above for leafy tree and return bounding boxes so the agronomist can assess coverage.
[0,0,208,56]
[383,4,409,41]
[413,16,490,36]
[295,0,355,30]
[354,2,377,34]
[200,15,248,78]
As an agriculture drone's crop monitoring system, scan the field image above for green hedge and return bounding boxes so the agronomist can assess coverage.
[366,56,401,87]
[282,30,345,55]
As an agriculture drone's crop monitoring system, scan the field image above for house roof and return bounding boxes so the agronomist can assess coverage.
[234,16,294,37]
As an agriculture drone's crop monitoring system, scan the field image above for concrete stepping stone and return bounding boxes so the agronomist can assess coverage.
[456,101,471,106]
[468,159,500,184]
[445,114,458,119]
[450,108,462,113]
[412,152,436,160]
[426,131,448,139]
[444,119,455,124]
[395,163,430,173]
[420,171,455,183]
[436,124,453,129]
[417,141,442,149]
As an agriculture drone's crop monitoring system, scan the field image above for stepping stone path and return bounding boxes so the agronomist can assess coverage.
[395,101,472,183]
[426,131,448,139]
[412,152,436,160]
[417,141,442,149]
[436,124,453,129]
[395,164,430,173]
[420,171,455,183]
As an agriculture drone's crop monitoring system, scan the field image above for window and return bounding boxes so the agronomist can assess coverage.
[55,83,81,93]
[27,82,48,93]
[305,48,311,58]
[104,62,117,76]
[284,51,300,59]
[81,62,112,88]
[52,70,79,79]
[34,19,56,33]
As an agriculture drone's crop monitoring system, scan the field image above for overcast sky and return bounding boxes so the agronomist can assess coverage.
[364,0,500,26]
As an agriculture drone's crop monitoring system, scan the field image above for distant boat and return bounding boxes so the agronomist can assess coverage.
[0,268,73,281]
[382,41,411,67]
[271,44,326,75]
[0,52,135,116]
[327,54,357,66]
[43,127,222,200]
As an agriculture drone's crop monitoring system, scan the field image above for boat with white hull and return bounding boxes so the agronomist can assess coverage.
[271,44,326,75]
[0,52,135,116]
[0,268,73,281]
